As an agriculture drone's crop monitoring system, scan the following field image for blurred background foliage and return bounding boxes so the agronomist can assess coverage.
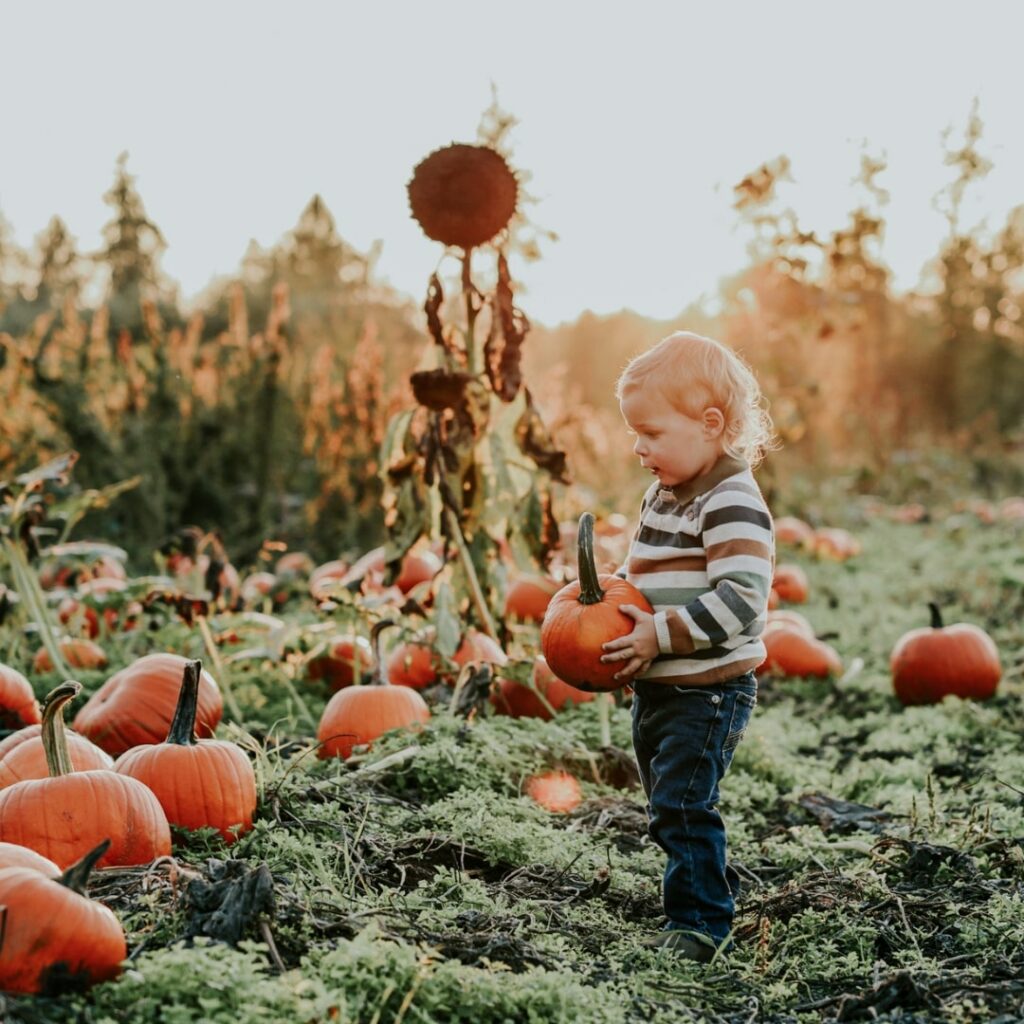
[2,104,1023,569]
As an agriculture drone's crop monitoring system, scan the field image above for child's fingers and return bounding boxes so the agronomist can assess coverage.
[600,648,634,663]
[601,637,633,652]
[613,655,648,680]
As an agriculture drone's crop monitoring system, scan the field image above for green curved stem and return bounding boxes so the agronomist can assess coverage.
[576,513,604,606]
[41,680,81,777]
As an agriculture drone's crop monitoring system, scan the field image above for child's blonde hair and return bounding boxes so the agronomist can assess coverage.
[615,331,777,467]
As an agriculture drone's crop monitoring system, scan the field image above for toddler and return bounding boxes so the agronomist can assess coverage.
[600,331,776,962]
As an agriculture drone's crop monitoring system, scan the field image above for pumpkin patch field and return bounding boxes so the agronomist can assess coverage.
[1,501,1023,1024]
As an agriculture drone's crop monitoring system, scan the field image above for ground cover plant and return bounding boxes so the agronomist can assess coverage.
[1,491,1023,1023]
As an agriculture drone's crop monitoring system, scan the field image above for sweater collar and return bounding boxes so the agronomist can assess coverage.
[661,454,749,507]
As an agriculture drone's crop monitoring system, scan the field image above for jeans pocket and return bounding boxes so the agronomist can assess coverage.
[722,690,756,752]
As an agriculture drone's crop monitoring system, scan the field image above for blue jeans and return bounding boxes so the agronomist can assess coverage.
[631,671,757,945]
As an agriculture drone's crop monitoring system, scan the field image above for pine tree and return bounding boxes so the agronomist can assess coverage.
[99,152,172,337]
[33,216,83,310]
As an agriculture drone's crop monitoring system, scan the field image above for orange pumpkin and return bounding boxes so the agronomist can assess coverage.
[340,546,442,595]
[116,660,256,843]
[890,604,1001,706]
[759,625,842,679]
[504,575,560,623]
[491,656,595,720]
[0,723,113,790]
[385,638,438,690]
[317,622,431,760]
[524,770,582,813]
[240,571,283,605]
[0,841,59,874]
[451,628,508,681]
[812,527,861,561]
[73,653,223,757]
[276,551,315,577]
[0,665,41,730]
[307,634,375,691]
[540,513,654,692]
[771,564,810,604]
[32,638,108,675]
[0,682,171,868]
[774,516,815,546]
[0,840,126,993]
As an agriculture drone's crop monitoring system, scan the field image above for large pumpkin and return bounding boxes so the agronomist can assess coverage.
[0,664,41,730]
[0,841,59,874]
[540,513,654,692]
[116,660,256,843]
[0,840,126,994]
[73,652,222,756]
[890,603,1001,706]
[0,682,171,868]
[317,622,431,760]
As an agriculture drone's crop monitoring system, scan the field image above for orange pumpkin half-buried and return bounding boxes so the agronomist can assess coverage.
[0,839,126,994]
[541,513,654,692]
[0,664,41,730]
[890,603,1001,706]
[115,659,256,843]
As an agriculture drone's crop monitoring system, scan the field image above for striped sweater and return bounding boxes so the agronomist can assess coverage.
[616,455,775,685]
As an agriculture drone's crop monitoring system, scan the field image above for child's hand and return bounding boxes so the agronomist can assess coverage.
[600,605,659,680]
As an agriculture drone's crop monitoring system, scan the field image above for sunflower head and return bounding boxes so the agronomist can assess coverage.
[408,143,519,249]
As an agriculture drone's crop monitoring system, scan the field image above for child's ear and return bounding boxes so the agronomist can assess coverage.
[702,407,726,438]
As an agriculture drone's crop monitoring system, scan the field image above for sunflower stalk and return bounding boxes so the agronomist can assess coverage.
[1,537,70,678]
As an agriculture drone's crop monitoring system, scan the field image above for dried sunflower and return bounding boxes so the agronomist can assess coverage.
[408,144,519,249]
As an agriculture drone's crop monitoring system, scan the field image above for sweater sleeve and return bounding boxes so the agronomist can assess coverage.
[652,486,774,655]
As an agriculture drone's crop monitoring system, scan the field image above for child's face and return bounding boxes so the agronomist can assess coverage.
[620,388,725,488]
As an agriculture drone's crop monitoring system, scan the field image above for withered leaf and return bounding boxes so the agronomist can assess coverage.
[485,253,530,402]
[142,589,210,625]
[514,389,570,484]
[410,369,476,412]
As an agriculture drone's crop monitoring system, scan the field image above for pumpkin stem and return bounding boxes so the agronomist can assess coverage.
[59,839,111,895]
[928,603,944,630]
[166,659,203,745]
[575,513,604,606]
[40,680,81,778]
[371,620,398,686]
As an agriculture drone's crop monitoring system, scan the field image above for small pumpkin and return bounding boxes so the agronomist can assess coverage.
[116,660,257,843]
[307,634,375,692]
[73,652,223,757]
[524,769,582,814]
[774,516,815,546]
[309,559,350,602]
[540,513,654,692]
[32,637,108,675]
[0,723,113,790]
[491,655,595,720]
[340,546,442,595]
[0,839,127,994]
[385,637,439,690]
[0,664,41,730]
[759,625,842,679]
[812,527,861,561]
[0,682,171,868]
[317,622,431,760]
[504,575,560,624]
[276,551,315,578]
[771,564,810,604]
[890,603,1001,706]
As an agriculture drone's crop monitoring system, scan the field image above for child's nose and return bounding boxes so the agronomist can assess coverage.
[633,437,646,456]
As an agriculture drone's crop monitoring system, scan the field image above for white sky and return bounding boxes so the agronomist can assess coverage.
[1,1,1022,326]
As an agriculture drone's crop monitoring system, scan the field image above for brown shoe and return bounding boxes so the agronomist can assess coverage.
[642,929,722,962]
